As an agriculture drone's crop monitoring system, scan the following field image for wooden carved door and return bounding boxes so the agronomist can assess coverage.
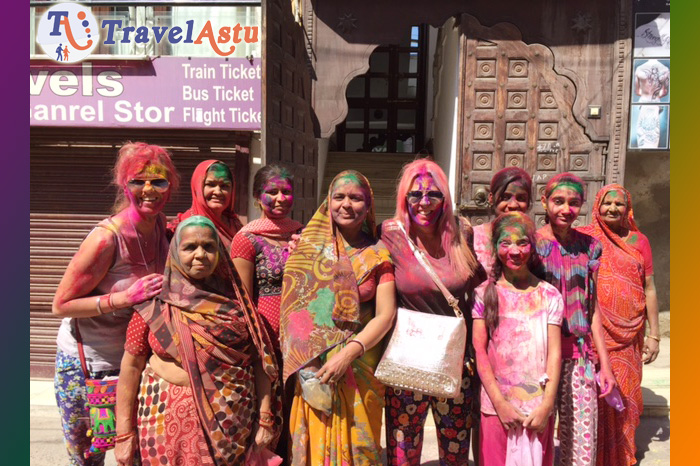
[457,16,605,228]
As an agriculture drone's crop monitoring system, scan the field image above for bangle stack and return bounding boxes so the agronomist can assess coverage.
[646,334,661,342]
[114,430,136,443]
[347,339,366,356]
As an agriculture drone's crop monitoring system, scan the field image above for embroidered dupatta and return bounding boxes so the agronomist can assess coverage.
[578,184,647,350]
[279,170,389,383]
[138,216,280,464]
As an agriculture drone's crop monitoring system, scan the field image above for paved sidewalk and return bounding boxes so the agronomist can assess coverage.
[30,338,669,465]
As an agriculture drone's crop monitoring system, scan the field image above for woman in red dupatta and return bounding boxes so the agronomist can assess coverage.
[169,160,243,249]
[115,216,281,466]
[578,184,660,466]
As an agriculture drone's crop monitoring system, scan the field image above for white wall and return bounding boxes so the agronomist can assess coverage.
[430,17,461,209]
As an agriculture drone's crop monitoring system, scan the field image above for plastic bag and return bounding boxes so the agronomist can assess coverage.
[245,448,283,466]
[298,369,333,416]
[595,372,625,412]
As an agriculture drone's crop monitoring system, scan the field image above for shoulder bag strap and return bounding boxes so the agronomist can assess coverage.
[396,222,463,319]
[73,319,90,378]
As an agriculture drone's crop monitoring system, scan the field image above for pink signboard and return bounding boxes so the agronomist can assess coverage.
[30,56,261,130]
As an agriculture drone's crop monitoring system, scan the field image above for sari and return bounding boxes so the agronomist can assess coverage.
[136,216,281,465]
[578,185,650,466]
[280,171,392,465]
[168,159,243,249]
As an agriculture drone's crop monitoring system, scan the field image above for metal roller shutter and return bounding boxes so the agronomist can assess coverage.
[30,128,251,377]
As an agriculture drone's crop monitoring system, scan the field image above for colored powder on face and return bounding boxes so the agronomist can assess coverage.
[140,164,168,178]
[547,181,583,199]
[413,173,434,192]
[331,174,368,200]
[207,163,232,181]
[604,189,626,203]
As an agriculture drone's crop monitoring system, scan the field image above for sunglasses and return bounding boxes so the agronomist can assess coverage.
[127,178,170,192]
[406,190,444,205]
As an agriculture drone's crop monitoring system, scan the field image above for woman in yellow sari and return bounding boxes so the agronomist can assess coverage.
[280,170,397,465]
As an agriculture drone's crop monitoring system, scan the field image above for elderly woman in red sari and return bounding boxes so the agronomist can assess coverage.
[280,170,397,465]
[578,185,660,466]
[169,160,243,248]
[114,216,281,465]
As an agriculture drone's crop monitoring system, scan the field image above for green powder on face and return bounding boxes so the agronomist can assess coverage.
[549,181,584,198]
[207,162,232,181]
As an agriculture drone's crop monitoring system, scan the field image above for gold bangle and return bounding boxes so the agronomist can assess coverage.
[646,335,661,342]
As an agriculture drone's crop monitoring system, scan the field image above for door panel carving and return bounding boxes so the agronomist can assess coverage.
[457,15,604,227]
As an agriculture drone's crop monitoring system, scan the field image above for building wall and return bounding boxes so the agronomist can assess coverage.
[624,151,670,313]
[430,17,461,207]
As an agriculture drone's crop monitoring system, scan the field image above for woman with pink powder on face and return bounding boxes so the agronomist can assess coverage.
[231,165,303,459]
[472,212,563,466]
[379,159,483,465]
[473,167,533,277]
[52,142,179,465]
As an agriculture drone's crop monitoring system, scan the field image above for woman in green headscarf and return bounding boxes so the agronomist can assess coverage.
[115,216,281,465]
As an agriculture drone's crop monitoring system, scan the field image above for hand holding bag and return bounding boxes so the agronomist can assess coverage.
[374,222,467,398]
[75,320,119,458]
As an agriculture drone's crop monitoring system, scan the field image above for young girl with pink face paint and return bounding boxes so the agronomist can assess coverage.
[230,165,303,459]
[379,159,482,465]
[473,167,533,277]
[472,212,563,466]
[52,142,179,465]
[535,173,616,466]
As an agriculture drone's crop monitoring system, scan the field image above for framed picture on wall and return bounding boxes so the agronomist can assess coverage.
[629,104,670,150]
[632,59,670,104]
[634,13,670,57]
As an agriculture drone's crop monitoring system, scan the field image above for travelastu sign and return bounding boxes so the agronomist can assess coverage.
[29,57,261,130]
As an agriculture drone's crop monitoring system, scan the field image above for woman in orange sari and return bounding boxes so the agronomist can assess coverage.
[578,184,660,466]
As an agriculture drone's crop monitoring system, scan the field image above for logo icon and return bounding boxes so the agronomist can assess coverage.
[36,3,98,63]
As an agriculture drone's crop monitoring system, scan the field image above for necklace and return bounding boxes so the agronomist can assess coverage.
[127,215,151,270]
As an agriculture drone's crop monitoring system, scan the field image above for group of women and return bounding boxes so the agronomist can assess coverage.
[52,141,660,466]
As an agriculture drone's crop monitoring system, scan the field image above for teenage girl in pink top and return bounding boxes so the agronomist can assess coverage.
[472,212,563,466]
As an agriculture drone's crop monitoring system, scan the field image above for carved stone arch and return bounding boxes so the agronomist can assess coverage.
[457,14,605,227]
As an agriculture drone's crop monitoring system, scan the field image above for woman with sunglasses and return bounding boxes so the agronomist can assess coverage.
[380,159,482,465]
[52,142,179,465]
[169,160,243,250]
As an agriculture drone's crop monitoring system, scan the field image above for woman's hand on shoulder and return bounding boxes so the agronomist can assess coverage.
[116,273,164,308]
[287,233,302,253]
